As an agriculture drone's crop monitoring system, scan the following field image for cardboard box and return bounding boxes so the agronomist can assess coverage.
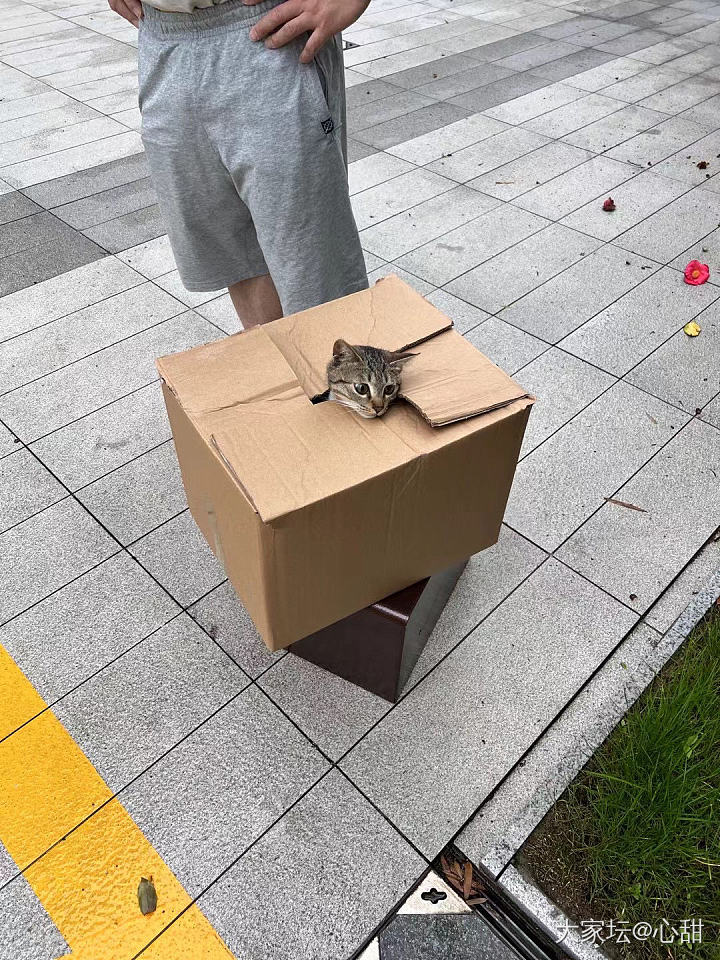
[157,275,534,651]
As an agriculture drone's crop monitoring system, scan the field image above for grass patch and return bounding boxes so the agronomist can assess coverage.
[520,607,720,959]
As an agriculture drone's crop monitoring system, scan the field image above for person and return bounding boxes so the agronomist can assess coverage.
[109,0,370,328]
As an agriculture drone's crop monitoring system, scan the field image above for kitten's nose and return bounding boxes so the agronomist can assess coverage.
[372,402,384,413]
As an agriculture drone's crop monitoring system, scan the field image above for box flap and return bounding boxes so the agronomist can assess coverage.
[264,274,452,400]
[211,398,420,522]
[399,330,529,426]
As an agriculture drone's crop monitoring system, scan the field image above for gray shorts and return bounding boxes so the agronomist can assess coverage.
[137,0,368,314]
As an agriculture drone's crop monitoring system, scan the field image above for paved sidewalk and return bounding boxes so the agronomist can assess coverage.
[1,0,720,957]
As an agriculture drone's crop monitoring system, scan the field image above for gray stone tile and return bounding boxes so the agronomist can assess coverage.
[494,40,583,73]
[0,867,68,960]
[0,231,107,301]
[596,27,667,54]
[464,318,549,374]
[425,288,489,334]
[559,21,640,46]
[0,209,85,257]
[641,74,720,116]
[426,126,550,184]
[196,770,426,960]
[506,381,685,551]
[55,613,247,791]
[515,348,616,456]
[530,48,617,82]
[500,243,658,343]
[347,138,378,163]
[0,282,185,394]
[644,537,720,634]
[469,140,592,201]
[382,52,482,91]
[414,62,516,102]
[557,418,720,612]
[379,914,518,960]
[607,115,711,166]
[76,440,185,544]
[0,497,118,625]
[447,72,550,114]
[122,685,328,896]
[599,65,694,104]
[626,299,720,413]
[614,185,720,262]
[564,104,670,153]
[460,33,549,64]
[82,203,165,253]
[349,152,416,196]
[386,114,508,166]
[0,254,141,341]
[535,16,611,41]
[0,311,219,442]
[0,551,178,706]
[21,151,148,208]
[522,92,623,139]
[30,381,171,489]
[0,448,66,532]
[679,91,720,130]
[360,185,496,261]
[353,100,470,150]
[367,263,434,295]
[701,392,720,429]
[128,509,225,607]
[194,293,241,334]
[560,171,689,241]
[446,223,599,314]
[513,155,641,220]
[259,655,390,761]
[560,266,720,375]
[484,81,586,125]
[115,234,175,280]
[188,580,284,679]
[352,168,454,231]
[0,191,42,225]
[405,525,547,691]
[396,204,547,287]
[347,89,434,133]
[651,128,720,187]
[562,55,650,92]
[51,176,156,229]
[0,422,18,459]
[346,78,401,111]
[626,36,706,65]
[340,558,637,856]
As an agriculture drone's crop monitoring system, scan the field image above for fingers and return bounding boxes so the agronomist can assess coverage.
[299,27,326,63]
[126,0,143,19]
[263,13,311,48]
[108,0,140,27]
[249,0,301,41]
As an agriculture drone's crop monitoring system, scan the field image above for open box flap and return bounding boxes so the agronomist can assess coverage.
[211,398,422,522]
[263,274,453,400]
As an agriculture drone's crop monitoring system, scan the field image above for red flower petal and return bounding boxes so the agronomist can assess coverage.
[684,260,710,285]
[602,197,616,212]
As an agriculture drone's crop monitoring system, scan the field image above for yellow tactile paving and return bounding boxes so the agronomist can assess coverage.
[0,646,235,960]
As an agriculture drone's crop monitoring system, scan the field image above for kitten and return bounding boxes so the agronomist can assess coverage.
[327,338,416,418]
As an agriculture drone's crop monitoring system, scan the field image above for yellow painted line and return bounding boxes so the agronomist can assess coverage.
[0,645,235,960]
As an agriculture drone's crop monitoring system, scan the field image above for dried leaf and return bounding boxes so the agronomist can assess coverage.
[467,896,488,906]
[697,160,708,170]
[684,321,701,337]
[138,877,157,916]
[604,497,647,513]
[463,860,473,901]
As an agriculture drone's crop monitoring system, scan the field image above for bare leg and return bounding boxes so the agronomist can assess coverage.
[228,273,283,329]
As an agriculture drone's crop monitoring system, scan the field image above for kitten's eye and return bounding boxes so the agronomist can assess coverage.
[354,383,369,396]
[383,384,396,397]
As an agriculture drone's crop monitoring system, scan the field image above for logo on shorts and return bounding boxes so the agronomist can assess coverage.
[321,116,335,134]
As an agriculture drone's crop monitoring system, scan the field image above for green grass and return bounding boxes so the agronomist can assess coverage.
[530,609,720,959]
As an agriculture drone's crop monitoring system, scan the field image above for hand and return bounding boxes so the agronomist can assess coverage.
[108,0,142,27]
[247,0,369,63]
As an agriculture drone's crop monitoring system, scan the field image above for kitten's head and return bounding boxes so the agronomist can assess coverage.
[326,339,416,418]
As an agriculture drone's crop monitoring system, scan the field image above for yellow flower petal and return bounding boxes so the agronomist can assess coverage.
[683,321,701,337]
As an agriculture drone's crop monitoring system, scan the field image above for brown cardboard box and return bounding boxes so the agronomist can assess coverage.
[157,275,534,651]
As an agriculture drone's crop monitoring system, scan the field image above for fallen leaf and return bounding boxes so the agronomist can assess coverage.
[697,160,708,169]
[138,877,157,916]
[467,897,488,906]
[683,320,701,336]
[602,196,616,212]
[463,860,473,901]
[604,497,648,513]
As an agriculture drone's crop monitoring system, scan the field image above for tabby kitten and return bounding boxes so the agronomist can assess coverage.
[327,339,416,418]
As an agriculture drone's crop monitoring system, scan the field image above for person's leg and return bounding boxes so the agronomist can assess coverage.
[228,273,283,329]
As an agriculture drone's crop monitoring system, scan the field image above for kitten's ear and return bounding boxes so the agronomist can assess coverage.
[388,350,418,370]
[332,339,362,362]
